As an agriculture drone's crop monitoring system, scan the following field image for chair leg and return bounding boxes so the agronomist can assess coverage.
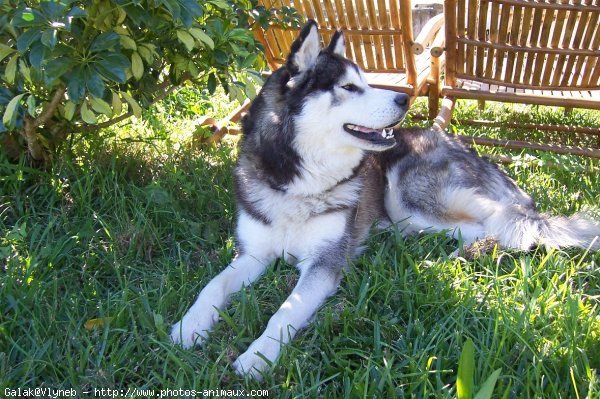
[434,96,456,130]
[428,89,440,120]
[478,99,485,110]
[205,99,252,145]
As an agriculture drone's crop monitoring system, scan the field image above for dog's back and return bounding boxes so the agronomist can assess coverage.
[381,127,600,250]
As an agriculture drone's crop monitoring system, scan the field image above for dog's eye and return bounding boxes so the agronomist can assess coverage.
[341,83,359,92]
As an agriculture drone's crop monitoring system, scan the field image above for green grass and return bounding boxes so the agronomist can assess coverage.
[1,90,599,398]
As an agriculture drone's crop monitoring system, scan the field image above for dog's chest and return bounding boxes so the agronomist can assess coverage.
[274,178,362,222]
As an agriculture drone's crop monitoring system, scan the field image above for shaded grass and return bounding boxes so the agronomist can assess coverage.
[1,92,599,398]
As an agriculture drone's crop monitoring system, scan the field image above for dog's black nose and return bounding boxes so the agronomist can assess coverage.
[394,93,410,109]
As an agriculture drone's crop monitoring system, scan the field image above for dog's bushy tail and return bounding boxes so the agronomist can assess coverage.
[494,207,600,251]
[538,212,600,251]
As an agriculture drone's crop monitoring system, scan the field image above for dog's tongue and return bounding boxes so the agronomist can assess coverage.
[349,124,380,134]
[346,124,395,139]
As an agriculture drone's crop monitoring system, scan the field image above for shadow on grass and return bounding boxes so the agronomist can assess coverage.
[1,114,599,397]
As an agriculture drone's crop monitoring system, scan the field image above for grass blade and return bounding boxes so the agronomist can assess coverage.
[457,338,475,399]
[474,368,502,399]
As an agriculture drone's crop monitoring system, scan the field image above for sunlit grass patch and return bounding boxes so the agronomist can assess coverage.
[1,89,598,397]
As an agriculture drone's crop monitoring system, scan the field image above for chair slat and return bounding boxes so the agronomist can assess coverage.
[550,4,581,87]
[522,7,544,85]
[445,0,458,86]
[505,4,522,82]
[540,7,567,86]
[484,2,501,79]
[562,2,593,86]
[475,0,489,78]
[493,2,512,82]
[378,0,395,70]
[457,0,467,75]
[337,0,362,64]
[530,6,555,86]
[389,0,405,70]
[513,5,532,84]
[572,4,600,86]
[354,0,377,70]
[365,0,384,70]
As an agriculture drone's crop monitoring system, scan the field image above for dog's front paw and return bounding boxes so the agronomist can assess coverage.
[170,313,211,348]
[233,337,280,380]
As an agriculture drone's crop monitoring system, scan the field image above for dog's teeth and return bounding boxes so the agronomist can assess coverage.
[347,124,356,130]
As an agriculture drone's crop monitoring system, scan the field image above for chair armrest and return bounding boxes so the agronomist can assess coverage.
[412,14,445,55]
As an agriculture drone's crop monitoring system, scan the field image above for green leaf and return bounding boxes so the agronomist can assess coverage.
[13,8,47,28]
[89,32,120,53]
[19,60,32,84]
[214,49,228,64]
[41,28,58,49]
[474,369,502,399]
[162,0,181,21]
[457,338,475,399]
[111,91,122,116]
[63,101,76,121]
[90,97,112,116]
[28,42,47,69]
[67,6,87,19]
[2,93,26,129]
[242,76,257,99]
[26,95,36,117]
[137,45,153,64]
[40,1,66,20]
[94,53,130,83]
[189,28,214,50]
[80,101,97,124]
[207,0,230,10]
[227,28,253,44]
[119,35,137,50]
[131,51,143,81]
[177,30,195,52]
[45,55,78,82]
[84,67,105,99]
[120,91,141,118]
[16,28,42,53]
[67,66,86,103]
[4,54,19,85]
[0,44,16,63]
[207,73,216,94]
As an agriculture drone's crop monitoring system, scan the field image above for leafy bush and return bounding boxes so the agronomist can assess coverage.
[0,0,268,161]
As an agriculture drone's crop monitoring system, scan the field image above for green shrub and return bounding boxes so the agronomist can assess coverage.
[0,0,269,161]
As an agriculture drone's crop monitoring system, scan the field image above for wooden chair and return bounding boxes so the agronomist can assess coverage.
[431,0,600,158]
[203,0,445,144]
[254,0,443,96]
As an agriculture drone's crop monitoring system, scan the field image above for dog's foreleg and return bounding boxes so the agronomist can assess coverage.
[233,259,342,380]
[170,254,269,348]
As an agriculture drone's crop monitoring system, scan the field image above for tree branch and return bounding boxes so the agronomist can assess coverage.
[34,86,66,129]
[76,77,189,133]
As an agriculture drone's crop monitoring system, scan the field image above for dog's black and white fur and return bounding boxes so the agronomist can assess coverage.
[171,21,600,379]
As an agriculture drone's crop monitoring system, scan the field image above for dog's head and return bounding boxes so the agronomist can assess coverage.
[286,21,409,152]
[240,21,410,188]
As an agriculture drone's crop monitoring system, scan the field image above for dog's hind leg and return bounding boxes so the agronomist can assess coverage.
[233,254,343,380]
[170,254,270,348]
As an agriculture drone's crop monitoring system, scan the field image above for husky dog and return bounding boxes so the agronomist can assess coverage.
[170,21,599,379]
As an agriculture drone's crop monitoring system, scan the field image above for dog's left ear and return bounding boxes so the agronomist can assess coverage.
[287,20,321,75]
[326,30,346,57]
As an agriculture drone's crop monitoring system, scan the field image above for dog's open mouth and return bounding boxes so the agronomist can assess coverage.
[343,123,396,146]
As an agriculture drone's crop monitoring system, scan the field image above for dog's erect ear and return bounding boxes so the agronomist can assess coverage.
[326,30,346,57]
[286,20,321,75]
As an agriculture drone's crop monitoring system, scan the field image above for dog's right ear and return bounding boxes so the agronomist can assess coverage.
[286,20,321,75]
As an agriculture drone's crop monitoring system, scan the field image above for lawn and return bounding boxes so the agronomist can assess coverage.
[1,87,599,398]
